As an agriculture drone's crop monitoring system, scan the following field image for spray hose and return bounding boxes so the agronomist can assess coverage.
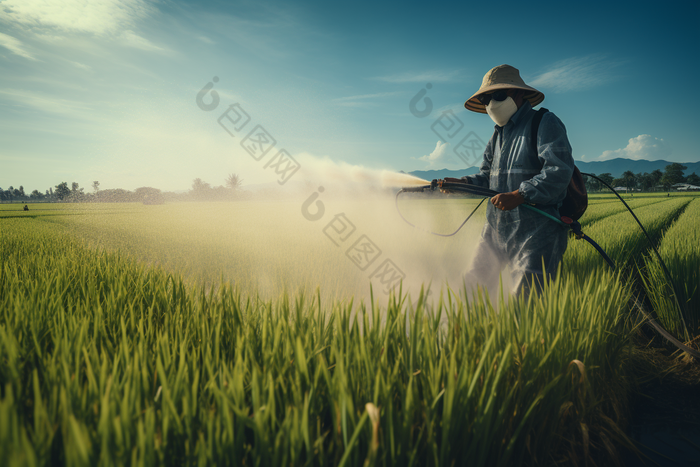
[396,178,700,359]
[580,173,698,359]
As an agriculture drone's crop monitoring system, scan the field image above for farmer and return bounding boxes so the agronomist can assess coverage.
[452,64,574,297]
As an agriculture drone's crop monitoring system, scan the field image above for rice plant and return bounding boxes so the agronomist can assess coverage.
[563,197,691,277]
[0,217,638,466]
[643,198,700,339]
[579,196,672,227]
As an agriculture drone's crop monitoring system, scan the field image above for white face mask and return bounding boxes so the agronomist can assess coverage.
[486,96,518,127]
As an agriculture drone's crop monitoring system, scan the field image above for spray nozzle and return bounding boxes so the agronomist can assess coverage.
[400,178,496,196]
[398,179,438,193]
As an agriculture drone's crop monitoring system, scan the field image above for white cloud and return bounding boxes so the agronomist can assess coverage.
[372,70,460,84]
[597,134,671,161]
[0,0,155,36]
[0,32,37,60]
[119,30,163,51]
[0,88,94,118]
[66,60,92,71]
[0,0,164,52]
[197,36,214,44]
[417,141,455,167]
[529,55,619,93]
[332,91,400,108]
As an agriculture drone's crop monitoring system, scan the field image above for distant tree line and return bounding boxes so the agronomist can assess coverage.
[0,173,246,204]
[584,163,700,192]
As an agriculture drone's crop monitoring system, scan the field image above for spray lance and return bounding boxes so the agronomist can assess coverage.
[395,176,700,360]
[396,179,609,257]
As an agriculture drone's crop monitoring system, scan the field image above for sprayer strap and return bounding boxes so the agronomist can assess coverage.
[530,108,549,159]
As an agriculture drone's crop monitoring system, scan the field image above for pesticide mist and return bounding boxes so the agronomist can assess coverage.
[58,155,491,307]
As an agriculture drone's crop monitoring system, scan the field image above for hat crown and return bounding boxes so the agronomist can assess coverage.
[482,64,527,88]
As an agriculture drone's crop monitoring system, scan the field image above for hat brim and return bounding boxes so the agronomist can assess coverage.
[464,84,544,114]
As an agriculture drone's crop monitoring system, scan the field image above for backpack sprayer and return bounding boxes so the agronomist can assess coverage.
[395,175,700,359]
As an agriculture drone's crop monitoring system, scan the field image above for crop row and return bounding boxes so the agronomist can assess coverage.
[643,199,700,338]
[0,218,636,467]
[579,197,672,226]
[563,197,692,277]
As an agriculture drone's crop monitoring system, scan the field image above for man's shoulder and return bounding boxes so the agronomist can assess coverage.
[535,109,567,133]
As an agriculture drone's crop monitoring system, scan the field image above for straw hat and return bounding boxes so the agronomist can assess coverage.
[464,64,544,114]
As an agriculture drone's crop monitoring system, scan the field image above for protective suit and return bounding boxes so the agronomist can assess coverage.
[464,101,574,297]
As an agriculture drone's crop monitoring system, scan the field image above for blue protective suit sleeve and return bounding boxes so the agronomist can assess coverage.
[518,112,574,205]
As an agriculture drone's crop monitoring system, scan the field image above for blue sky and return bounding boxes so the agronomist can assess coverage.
[1,0,698,192]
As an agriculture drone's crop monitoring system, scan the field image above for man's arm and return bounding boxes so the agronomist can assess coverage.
[518,112,574,206]
[461,132,495,188]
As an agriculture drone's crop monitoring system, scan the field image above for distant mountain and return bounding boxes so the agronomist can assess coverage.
[575,158,700,178]
[408,158,700,180]
[408,167,481,181]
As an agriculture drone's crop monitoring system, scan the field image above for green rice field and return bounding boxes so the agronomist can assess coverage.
[1,192,699,466]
